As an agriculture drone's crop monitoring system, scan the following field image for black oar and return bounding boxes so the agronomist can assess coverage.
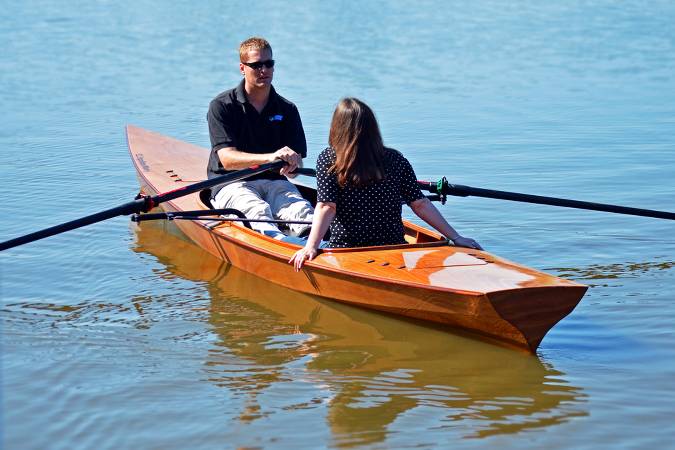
[418,177,675,220]
[0,161,286,251]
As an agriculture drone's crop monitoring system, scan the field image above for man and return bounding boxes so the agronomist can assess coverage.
[207,37,313,239]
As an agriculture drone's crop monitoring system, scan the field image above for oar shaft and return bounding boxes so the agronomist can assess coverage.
[0,161,285,251]
[0,198,149,251]
[446,183,675,220]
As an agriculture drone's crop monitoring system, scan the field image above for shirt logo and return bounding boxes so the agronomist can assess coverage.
[269,114,283,122]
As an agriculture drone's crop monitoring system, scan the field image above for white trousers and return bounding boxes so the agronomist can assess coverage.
[213,179,314,237]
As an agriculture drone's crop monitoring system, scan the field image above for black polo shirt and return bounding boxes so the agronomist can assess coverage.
[206,79,307,197]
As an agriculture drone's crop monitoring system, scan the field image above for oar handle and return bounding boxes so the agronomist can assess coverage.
[292,167,316,177]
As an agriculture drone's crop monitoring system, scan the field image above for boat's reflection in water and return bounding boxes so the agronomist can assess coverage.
[133,220,587,442]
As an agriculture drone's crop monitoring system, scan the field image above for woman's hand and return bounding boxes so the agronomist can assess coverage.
[451,235,483,250]
[289,246,319,271]
[289,202,335,271]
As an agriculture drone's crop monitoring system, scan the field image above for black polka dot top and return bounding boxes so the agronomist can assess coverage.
[316,146,425,248]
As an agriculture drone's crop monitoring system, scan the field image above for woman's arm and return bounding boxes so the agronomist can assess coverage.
[410,197,483,250]
[289,201,336,271]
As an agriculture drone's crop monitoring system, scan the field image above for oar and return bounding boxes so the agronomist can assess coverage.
[418,177,675,220]
[0,161,286,251]
[247,168,673,220]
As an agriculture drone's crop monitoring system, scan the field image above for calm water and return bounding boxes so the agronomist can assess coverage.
[2,1,675,448]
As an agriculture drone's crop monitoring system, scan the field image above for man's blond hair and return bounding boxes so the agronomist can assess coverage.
[239,37,272,62]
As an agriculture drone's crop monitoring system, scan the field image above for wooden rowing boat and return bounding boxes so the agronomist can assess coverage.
[127,125,587,353]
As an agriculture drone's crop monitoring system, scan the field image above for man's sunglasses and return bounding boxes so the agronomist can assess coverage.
[242,59,275,70]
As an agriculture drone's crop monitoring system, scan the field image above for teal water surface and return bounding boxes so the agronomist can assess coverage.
[2,1,675,449]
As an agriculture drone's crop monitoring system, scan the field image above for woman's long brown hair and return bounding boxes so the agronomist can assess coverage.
[328,98,386,187]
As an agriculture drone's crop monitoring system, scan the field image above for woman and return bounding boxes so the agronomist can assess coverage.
[289,98,482,271]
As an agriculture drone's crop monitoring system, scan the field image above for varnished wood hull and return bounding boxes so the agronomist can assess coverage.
[127,125,587,353]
